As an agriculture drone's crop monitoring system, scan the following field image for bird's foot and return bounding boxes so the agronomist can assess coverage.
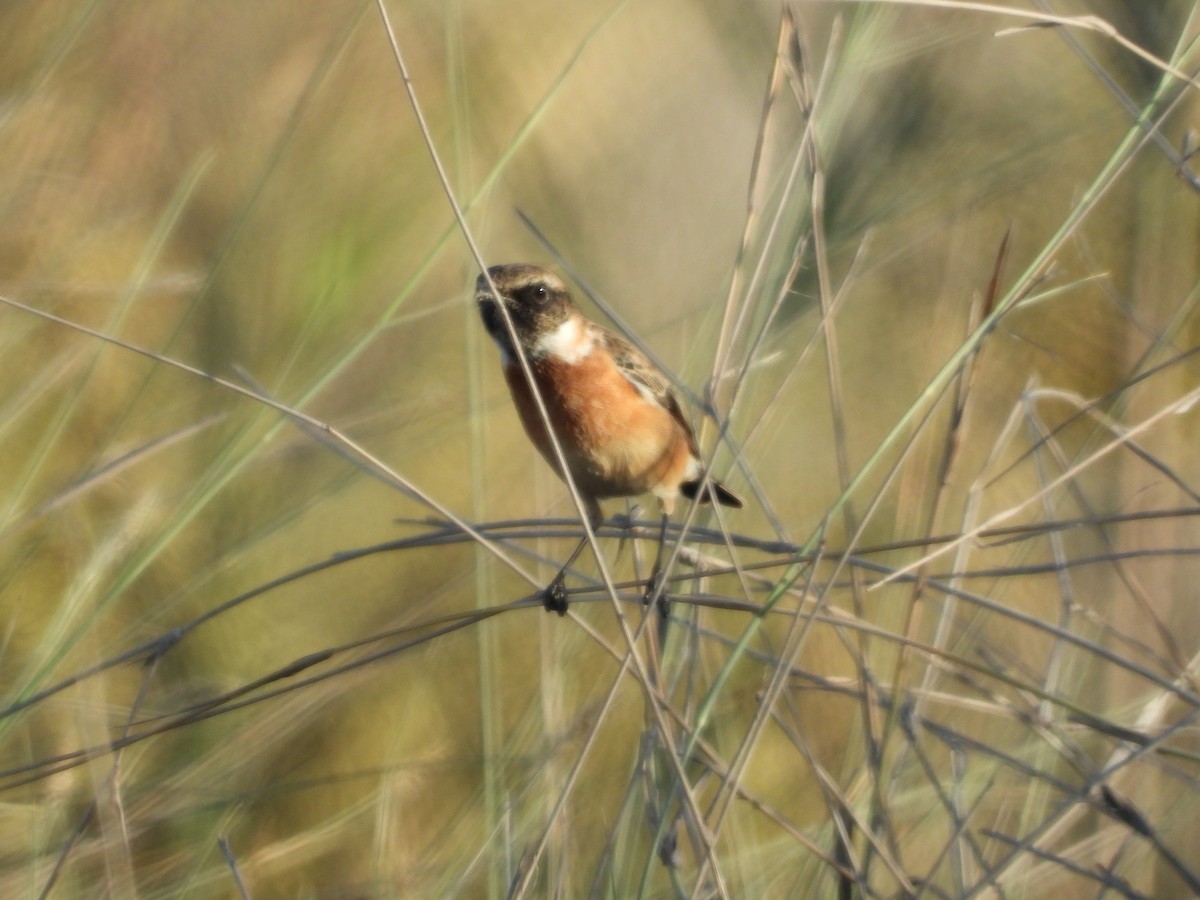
[540,572,570,616]
[643,569,669,619]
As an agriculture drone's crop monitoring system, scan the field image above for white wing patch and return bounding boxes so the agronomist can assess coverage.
[630,378,659,405]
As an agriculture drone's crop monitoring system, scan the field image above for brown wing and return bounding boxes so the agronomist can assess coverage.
[598,327,700,457]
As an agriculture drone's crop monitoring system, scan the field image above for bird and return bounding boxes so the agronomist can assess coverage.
[475,263,742,614]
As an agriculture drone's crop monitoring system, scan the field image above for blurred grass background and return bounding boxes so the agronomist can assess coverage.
[2,0,1200,897]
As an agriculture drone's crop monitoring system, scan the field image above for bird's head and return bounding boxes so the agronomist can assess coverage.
[475,264,576,360]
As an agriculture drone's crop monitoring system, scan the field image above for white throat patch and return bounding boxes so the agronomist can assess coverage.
[535,316,594,364]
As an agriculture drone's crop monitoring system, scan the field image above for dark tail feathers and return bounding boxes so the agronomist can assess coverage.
[680,478,743,509]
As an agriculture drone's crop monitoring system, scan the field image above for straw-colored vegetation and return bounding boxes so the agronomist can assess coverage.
[2,0,1199,897]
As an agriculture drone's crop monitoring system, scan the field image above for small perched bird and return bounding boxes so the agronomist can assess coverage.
[476,263,741,613]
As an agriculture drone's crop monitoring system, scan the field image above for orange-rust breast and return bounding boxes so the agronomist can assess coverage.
[501,349,695,503]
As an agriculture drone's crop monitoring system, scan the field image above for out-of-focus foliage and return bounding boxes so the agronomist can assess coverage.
[2,0,1199,896]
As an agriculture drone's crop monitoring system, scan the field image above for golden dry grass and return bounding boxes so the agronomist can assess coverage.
[2,1,1200,897]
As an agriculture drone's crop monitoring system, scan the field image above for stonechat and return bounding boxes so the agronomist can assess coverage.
[476,263,742,613]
